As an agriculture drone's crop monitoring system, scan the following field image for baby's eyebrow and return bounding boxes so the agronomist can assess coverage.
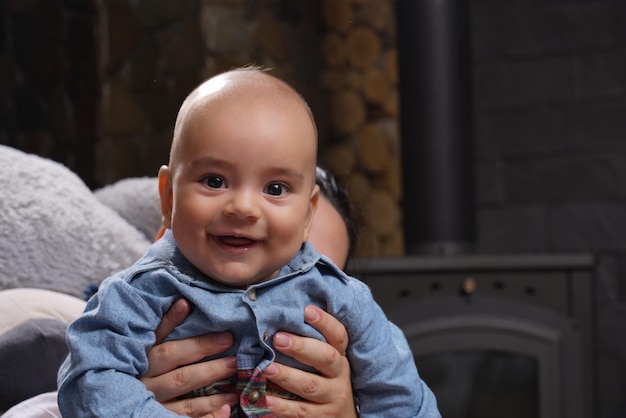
[189,157,232,170]
[265,167,304,182]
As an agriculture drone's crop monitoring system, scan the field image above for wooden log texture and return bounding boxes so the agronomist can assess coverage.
[345,70,363,91]
[320,0,403,257]
[355,123,391,174]
[357,0,393,33]
[380,228,404,256]
[345,26,381,70]
[323,0,353,33]
[323,143,357,178]
[321,69,363,92]
[321,33,345,67]
[384,48,398,85]
[384,155,402,200]
[331,90,366,135]
[255,17,288,62]
[362,189,400,238]
[354,231,379,258]
[363,67,391,105]
[321,69,344,91]
[345,171,371,205]
[382,90,399,116]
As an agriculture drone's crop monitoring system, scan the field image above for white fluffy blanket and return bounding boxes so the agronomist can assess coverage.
[0,145,157,299]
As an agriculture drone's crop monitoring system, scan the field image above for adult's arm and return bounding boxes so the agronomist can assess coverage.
[57,279,179,417]
[337,281,441,418]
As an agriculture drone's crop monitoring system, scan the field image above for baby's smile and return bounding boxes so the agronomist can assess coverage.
[212,234,262,255]
[217,235,259,247]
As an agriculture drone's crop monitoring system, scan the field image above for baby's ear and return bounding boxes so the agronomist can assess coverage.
[158,165,173,229]
[302,184,320,243]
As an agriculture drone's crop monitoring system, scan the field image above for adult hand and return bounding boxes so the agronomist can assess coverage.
[140,298,238,417]
[264,305,357,418]
[141,301,356,418]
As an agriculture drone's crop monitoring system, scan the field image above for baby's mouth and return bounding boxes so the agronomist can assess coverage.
[217,235,259,247]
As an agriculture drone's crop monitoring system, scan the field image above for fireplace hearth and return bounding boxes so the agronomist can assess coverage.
[386,1,597,415]
[348,253,595,418]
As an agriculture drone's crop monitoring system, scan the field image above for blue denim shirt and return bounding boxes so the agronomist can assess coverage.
[58,230,440,417]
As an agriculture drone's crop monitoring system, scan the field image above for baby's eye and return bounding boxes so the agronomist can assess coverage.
[203,175,226,189]
[266,183,288,196]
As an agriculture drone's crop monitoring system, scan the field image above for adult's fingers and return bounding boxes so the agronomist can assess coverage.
[264,305,356,417]
[144,332,233,377]
[264,386,356,418]
[199,404,233,418]
[143,356,237,402]
[154,298,191,344]
[165,395,236,418]
[269,305,349,378]
[264,360,346,404]
[303,305,349,354]
[272,330,346,378]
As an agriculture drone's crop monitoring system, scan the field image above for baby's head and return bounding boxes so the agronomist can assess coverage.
[159,68,319,287]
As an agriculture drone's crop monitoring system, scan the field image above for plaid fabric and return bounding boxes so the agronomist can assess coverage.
[179,368,300,418]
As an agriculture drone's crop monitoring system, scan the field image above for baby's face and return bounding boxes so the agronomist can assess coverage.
[160,79,318,287]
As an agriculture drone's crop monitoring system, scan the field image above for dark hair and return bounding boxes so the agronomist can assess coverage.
[315,166,360,262]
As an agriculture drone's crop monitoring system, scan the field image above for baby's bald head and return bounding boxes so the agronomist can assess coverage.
[169,68,318,175]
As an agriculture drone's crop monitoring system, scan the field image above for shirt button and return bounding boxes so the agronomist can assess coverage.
[249,288,257,301]
[248,390,260,404]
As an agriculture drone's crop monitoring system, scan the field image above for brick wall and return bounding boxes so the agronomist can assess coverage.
[471,1,626,416]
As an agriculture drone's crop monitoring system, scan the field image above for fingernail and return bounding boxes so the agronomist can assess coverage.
[273,332,291,348]
[224,356,237,369]
[264,363,278,376]
[265,395,276,407]
[214,332,232,345]
[217,403,233,417]
[304,305,320,322]
[173,300,186,314]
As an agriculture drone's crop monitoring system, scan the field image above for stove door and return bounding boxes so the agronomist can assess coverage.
[387,294,584,418]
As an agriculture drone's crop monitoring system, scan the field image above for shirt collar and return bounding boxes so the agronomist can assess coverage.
[148,229,326,284]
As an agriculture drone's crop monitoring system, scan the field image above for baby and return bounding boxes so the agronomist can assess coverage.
[57,68,440,417]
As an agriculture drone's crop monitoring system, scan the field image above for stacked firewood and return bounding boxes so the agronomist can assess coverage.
[319,0,403,257]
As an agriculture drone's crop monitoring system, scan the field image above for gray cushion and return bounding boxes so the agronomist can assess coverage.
[0,319,69,411]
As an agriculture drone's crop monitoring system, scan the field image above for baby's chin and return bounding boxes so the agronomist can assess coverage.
[201,267,280,289]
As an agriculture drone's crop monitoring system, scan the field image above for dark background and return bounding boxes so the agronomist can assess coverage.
[1,0,625,416]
